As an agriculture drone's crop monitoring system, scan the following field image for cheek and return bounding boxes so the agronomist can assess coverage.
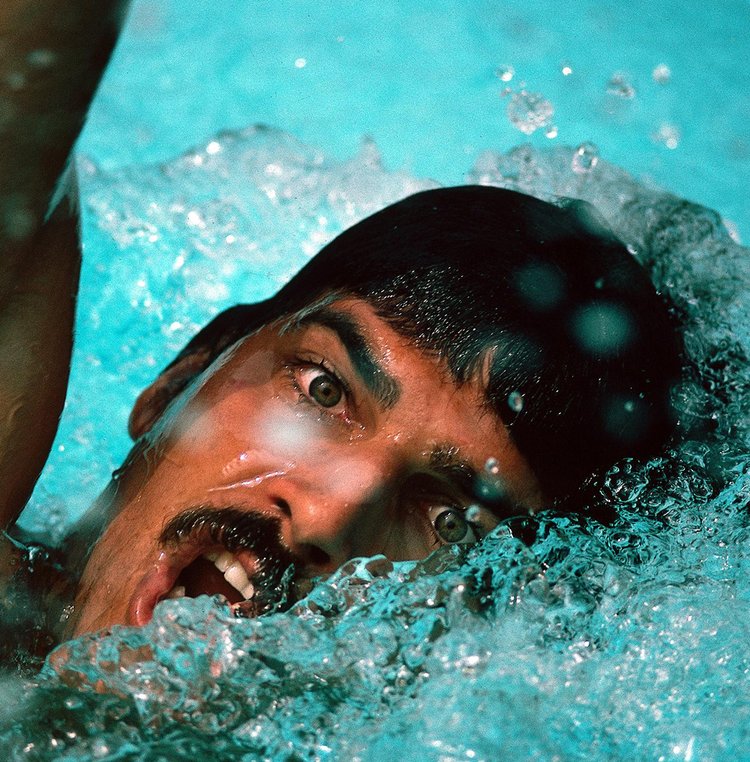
[161,382,331,476]
[253,406,325,460]
[383,514,436,562]
[153,347,280,455]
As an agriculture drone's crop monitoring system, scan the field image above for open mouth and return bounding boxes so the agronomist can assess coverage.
[126,507,307,626]
[171,550,257,603]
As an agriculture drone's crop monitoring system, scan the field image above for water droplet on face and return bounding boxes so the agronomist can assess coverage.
[484,457,500,475]
[5,71,26,90]
[571,301,635,357]
[26,48,57,68]
[475,473,507,503]
[571,142,600,174]
[508,391,525,412]
[465,504,482,522]
[515,262,565,310]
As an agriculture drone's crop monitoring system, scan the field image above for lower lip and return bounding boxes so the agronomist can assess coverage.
[126,547,264,626]
[126,551,183,626]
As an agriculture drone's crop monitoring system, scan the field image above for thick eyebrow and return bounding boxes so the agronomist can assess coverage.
[294,306,401,410]
[429,445,517,519]
[428,445,479,498]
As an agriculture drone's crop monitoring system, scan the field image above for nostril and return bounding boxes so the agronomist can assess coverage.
[275,498,292,517]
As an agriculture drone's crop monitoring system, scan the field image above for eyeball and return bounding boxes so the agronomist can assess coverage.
[428,505,478,545]
[308,372,343,408]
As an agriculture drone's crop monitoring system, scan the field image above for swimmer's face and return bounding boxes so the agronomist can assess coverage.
[68,298,544,637]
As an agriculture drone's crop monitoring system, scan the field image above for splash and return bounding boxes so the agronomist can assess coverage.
[4,132,749,760]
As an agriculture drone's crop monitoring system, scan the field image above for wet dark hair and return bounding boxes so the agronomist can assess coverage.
[166,186,683,500]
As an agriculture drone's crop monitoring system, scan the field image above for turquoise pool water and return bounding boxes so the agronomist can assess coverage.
[3,1,750,759]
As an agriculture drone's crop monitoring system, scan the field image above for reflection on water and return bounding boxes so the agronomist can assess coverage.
[1,132,748,759]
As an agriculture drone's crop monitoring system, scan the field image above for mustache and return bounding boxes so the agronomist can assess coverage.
[160,506,301,614]
[160,506,291,557]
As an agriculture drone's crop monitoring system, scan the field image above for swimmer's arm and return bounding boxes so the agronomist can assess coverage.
[0,0,130,531]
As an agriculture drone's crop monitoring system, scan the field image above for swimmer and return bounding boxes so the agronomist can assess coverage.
[0,0,682,661]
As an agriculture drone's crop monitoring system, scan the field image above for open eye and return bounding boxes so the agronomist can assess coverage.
[297,366,345,410]
[427,505,479,545]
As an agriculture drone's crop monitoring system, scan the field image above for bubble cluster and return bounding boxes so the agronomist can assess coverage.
[505,90,555,136]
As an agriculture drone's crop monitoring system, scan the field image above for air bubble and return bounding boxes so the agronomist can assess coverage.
[652,122,680,149]
[91,741,111,759]
[607,72,636,99]
[508,391,525,412]
[495,65,515,82]
[186,210,204,227]
[652,63,671,84]
[572,142,599,174]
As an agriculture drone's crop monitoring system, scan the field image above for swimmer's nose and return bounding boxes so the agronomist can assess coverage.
[271,456,395,571]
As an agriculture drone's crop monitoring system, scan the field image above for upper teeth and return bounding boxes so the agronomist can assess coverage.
[206,550,255,600]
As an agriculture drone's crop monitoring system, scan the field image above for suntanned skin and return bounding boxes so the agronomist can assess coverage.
[0,0,130,532]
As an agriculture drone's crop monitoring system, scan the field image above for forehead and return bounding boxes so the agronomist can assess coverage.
[280,296,463,396]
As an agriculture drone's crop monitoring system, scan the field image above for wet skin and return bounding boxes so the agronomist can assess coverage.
[67,298,544,637]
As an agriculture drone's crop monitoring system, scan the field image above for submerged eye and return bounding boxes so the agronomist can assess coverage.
[307,370,343,408]
[428,505,478,545]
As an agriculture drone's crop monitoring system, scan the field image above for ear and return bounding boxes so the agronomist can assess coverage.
[127,302,274,440]
[127,349,212,440]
